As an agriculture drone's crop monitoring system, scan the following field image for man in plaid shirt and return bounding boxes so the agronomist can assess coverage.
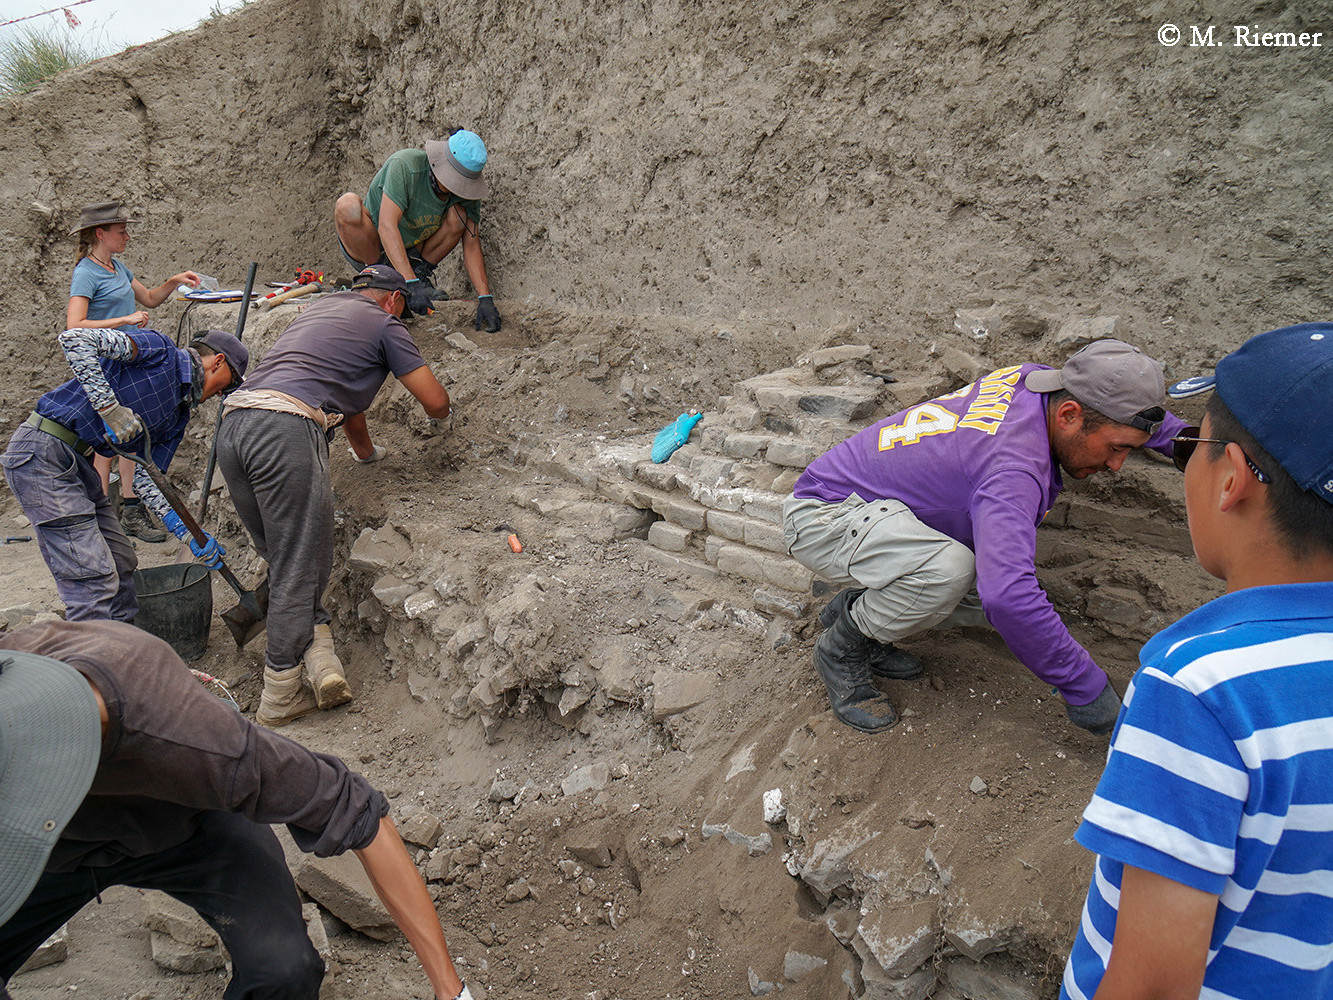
[0,327,246,621]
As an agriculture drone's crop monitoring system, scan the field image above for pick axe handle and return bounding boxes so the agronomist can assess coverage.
[257,282,320,311]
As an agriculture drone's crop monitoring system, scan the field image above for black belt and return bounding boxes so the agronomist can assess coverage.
[25,412,94,457]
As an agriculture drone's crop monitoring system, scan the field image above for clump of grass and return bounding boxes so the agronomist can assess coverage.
[0,23,107,99]
[202,0,254,23]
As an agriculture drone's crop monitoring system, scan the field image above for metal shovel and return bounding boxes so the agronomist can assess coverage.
[107,432,266,648]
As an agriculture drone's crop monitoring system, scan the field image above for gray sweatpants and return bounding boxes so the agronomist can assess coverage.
[782,493,989,642]
[0,423,138,621]
[217,408,333,673]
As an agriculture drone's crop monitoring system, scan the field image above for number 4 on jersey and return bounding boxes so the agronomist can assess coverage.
[877,403,960,450]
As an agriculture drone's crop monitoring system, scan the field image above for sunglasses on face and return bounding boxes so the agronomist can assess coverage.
[1170,426,1270,483]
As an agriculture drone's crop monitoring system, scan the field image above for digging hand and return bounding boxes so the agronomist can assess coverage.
[1065,680,1122,736]
[160,513,227,569]
[97,401,143,444]
[474,295,501,332]
[189,533,227,570]
[405,279,434,316]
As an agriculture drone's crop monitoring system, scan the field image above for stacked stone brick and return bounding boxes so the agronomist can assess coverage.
[511,345,925,610]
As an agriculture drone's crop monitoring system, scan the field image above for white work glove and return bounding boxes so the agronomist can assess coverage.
[348,444,388,464]
[97,401,144,444]
[437,984,473,1000]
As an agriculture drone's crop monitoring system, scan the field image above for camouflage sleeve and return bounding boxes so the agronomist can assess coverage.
[131,467,180,535]
[57,328,135,411]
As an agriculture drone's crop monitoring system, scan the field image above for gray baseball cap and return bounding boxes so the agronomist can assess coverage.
[190,330,249,389]
[1025,339,1167,433]
[0,652,101,924]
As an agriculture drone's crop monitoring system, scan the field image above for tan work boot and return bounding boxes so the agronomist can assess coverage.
[305,623,352,710]
[256,666,318,727]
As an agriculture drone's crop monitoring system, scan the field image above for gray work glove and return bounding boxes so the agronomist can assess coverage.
[97,401,143,444]
[1065,680,1122,736]
[405,279,434,316]
[427,412,454,436]
[475,295,501,332]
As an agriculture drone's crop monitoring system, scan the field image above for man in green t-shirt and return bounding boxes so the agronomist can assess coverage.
[334,129,501,331]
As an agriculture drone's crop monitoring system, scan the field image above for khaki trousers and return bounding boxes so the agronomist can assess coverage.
[782,494,989,642]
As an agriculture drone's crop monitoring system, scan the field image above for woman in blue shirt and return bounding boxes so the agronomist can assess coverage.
[66,201,200,542]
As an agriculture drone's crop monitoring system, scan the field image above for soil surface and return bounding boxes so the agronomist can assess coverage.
[1,1,1329,998]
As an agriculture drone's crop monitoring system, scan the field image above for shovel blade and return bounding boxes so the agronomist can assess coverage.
[221,601,265,648]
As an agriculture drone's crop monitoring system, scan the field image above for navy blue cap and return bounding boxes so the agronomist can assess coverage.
[1170,322,1333,505]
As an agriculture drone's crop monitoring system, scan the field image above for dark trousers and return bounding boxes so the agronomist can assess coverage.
[216,408,334,673]
[0,423,137,621]
[0,811,323,999]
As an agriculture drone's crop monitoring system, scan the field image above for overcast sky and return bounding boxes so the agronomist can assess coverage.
[2,0,227,50]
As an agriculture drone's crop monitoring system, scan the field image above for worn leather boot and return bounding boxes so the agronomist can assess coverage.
[304,623,352,710]
[256,666,318,727]
[814,607,900,733]
[819,589,924,680]
[119,499,167,543]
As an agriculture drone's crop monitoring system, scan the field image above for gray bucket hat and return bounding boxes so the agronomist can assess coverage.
[70,200,131,235]
[0,652,101,924]
[424,130,489,201]
[1025,339,1167,433]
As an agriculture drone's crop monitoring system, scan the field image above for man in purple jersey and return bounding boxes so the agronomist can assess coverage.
[783,340,1187,734]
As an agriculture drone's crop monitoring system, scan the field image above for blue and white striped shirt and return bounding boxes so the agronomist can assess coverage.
[1063,583,1333,1000]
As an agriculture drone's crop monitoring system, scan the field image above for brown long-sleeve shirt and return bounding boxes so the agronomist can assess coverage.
[0,620,387,871]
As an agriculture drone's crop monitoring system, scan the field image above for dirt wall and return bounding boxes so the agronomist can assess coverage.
[2,0,1330,370]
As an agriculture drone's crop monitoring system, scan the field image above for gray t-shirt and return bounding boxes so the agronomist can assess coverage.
[241,291,427,415]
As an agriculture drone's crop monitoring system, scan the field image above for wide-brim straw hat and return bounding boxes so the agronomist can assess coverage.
[70,200,131,235]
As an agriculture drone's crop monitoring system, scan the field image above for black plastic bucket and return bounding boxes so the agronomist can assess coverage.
[133,564,213,661]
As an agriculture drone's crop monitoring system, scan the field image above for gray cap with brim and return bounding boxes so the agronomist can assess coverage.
[1024,339,1167,433]
[0,652,101,925]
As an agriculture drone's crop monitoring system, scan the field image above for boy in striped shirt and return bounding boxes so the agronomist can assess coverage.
[1062,322,1333,999]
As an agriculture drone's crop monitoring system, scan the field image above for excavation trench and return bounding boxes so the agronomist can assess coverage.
[7,300,1218,999]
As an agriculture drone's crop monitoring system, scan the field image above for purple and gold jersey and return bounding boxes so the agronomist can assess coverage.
[794,365,1185,702]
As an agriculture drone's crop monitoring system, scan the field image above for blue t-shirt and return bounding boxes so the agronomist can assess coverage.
[1063,582,1333,1000]
[35,331,194,469]
[69,258,137,331]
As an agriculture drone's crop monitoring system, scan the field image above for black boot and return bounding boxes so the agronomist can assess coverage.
[819,589,924,680]
[814,607,899,733]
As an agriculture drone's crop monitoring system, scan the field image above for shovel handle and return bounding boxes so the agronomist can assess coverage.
[104,432,209,547]
[106,431,262,621]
